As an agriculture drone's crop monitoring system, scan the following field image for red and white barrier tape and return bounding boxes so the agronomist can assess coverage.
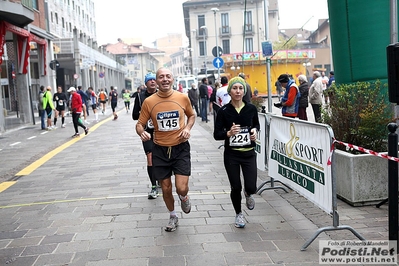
[333,139,399,162]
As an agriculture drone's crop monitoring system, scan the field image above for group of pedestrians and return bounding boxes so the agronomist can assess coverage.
[38,85,123,137]
[187,73,255,123]
[274,70,335,122]
[133,68,260,232]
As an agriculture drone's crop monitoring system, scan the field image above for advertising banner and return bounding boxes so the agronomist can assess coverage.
[256,113,267,171]
[268,116,333,213]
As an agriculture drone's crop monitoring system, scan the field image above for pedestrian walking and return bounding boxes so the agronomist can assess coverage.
[43,86,55,130]
[326,71,335,103]
[213,76,260,228]
[216,76,231,106]
[238,72,253,103]
[123,89,131,113]
[98,88,107,114]
[321,71,329,104]
[77,86,89,125]
[135,67,195,232]
[309,71,323,122]
[132,73,159,199]
[87,87,99,122]
[53,86,68,128]
[207,81,213,114]
[199,78,209,122]
[68,87,89,138]
[188,83,200,117]
[38,86,46,130]
[297,75,309,121]
[109,86,118,120]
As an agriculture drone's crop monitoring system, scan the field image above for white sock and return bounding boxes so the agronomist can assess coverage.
[179,195,187,201]
[170,210,177,217]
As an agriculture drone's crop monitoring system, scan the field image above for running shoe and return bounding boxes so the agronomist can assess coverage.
[165,216,178,232]
[84,127,89,135]
[72,133,80,138]
[180,195,191,214]
[235,212,246,228]
[61,124,66,128]
[148,186,158,199]
[245,193,255,210]
[113,115,118,120]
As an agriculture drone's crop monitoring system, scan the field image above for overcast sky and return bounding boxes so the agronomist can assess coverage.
[94,0,328,46]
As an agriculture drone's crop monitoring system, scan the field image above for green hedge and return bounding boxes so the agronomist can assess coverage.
[322,81,393,153]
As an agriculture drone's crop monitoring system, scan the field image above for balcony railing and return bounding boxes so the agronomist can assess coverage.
[243,24,255,35]
[220,26,231,37]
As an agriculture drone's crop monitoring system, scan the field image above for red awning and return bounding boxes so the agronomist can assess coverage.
[0,21,47,75]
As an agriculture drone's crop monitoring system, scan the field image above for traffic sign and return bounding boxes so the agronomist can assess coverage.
[73,74,79,79]
[262,41,273,57]
[213,57,224,69]
[49,60,60,70]
[212,46,223,57]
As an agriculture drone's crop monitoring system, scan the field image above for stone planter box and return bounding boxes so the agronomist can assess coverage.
[334,149,388,206]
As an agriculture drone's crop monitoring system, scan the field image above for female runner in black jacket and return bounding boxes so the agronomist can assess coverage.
[213,76,260,228]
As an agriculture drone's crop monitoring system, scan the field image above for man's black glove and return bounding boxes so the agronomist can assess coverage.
[274,102,283,108]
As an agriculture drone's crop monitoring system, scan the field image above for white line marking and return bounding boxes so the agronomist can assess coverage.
[10,142,21,146]
[27,136,36,140]
[41,131,48,135]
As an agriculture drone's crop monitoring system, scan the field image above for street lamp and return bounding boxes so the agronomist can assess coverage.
[211,7,220,82]
[200,25,207,79]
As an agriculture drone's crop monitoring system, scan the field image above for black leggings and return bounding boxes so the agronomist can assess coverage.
[224,149,257,214]
[72,112,86,133]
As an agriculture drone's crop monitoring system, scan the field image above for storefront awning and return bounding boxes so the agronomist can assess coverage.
[0,21,47,75]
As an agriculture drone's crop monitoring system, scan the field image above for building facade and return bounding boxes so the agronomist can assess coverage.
[48,0,126,94]
[0,0,126,133]
[181,0,332,94]
[102,39,164,89]
[0,0,48,132]
[183,0,279,76]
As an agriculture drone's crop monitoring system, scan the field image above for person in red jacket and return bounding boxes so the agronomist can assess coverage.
[68,87,89,138]
[274,74,300,118]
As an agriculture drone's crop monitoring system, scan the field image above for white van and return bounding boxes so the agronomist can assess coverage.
[175,75,198,93]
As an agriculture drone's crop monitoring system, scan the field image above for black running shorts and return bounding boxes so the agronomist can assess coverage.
[152,141,191,180]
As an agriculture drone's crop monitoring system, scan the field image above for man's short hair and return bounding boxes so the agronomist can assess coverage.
[202,77,207,83]
[221,76,228,85]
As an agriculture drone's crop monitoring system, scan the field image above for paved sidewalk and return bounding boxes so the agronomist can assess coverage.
[0,103,124,182]
[0,98,394,265]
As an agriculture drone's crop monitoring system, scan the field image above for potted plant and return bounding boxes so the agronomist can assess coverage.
[251,96,265,112]
[322,80,394,206]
